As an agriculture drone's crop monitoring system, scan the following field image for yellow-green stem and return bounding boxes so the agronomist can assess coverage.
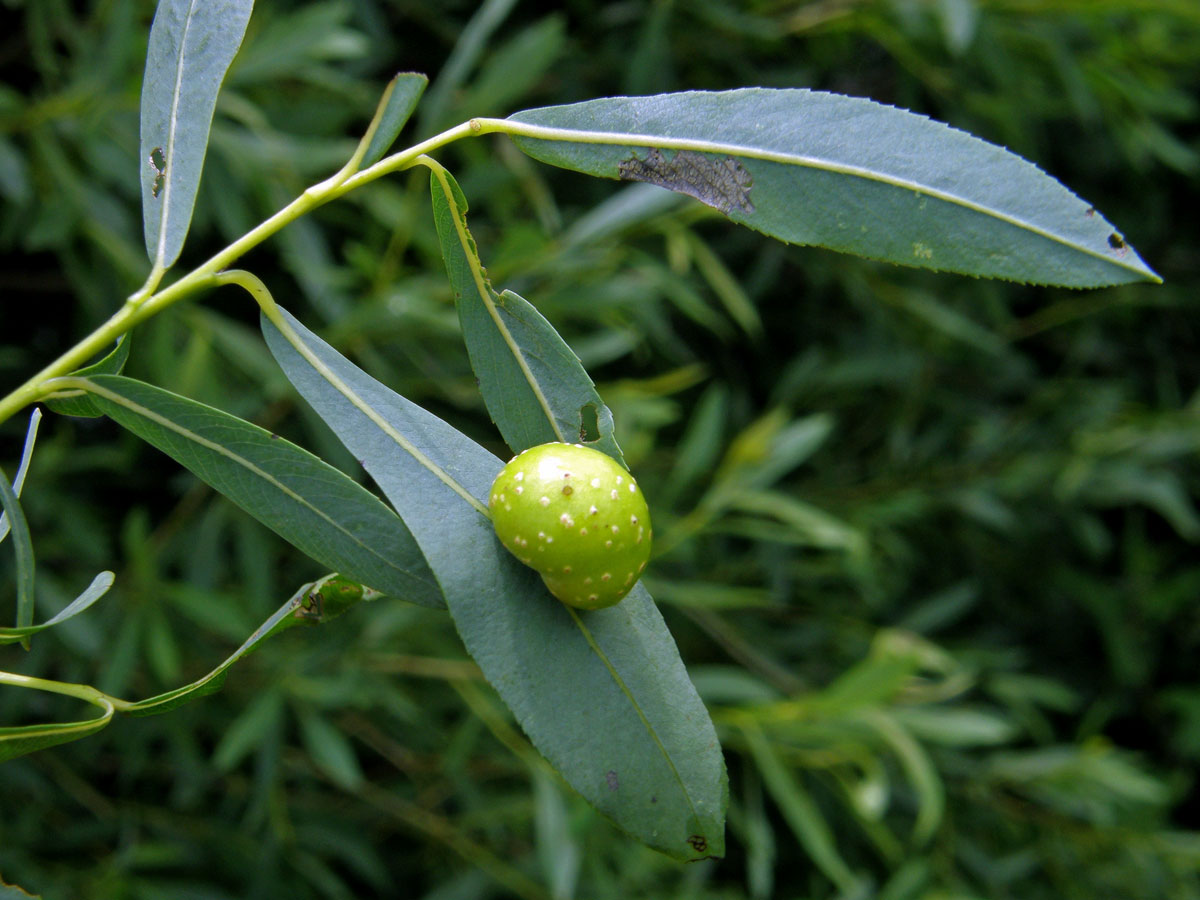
[0,118,488,429]
[0,670,133,712]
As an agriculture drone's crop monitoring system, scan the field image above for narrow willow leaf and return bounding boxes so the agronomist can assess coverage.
[0,466,35,640]
[74,374,442,607]
[856,709,945,846]
[125,577,346,716]
[43,335,130,418]
[0,571,114,646]
[0,681,113,764]
[140,0,254,269]
[0,409,41,542]
[360,73,428,168]
[261,306,727,861]
[506,89,1159,287]
[428,163,624,462]
[744,727,864,894]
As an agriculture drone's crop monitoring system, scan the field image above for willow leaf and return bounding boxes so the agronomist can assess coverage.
[261,305,727,860]
[0,409,41,542]
[360,73,428,168]
[71,374,442,608]
[140,0,254,269]
[0,571,114,646]
[44,335,130,418]
[124,576,362,716]
[506,89,1158,287]
[428,162,623,462]
[0,465,34,641]
[0,682,113,764]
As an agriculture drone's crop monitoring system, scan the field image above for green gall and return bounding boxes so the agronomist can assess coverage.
[489,443,652,609]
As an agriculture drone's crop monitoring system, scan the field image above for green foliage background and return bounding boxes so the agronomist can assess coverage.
[2,0,1199,897]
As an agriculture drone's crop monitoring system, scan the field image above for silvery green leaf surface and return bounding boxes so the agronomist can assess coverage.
[78,375,441,607]
[139,0,254,269]
[0,465,35,640]
[261,306,727,860]
[428,164,624,462]
[507,89,1159,287]
[360,72,428,168]
[0,409,41,543]
[0,571,113,646]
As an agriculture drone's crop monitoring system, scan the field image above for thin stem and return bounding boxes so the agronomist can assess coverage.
[0,670,134,712]
[0,119,485,430]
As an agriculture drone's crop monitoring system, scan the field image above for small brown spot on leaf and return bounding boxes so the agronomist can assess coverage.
[606,770,619,791]
[687,834,708,853]
[1108,232,1126,250]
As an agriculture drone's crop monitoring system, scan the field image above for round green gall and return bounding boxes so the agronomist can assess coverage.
[489,442,652,609]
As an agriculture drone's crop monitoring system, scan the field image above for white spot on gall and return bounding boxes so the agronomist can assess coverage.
[628,483,637,493]
[588,594,599,603]
[610,525,620,534]
[584,576,593,585]
[630,515,639,525]
[610,490,619,500]
[515,485,523,494]
[514,471,524,481]
[589,505,598,516]
[580,527,588,536]
[590,478,601,488]
[616,475,624,485]
[539,496,550,507]
[601,572,611,582]
[563,565,572,574]
[605,540,613,549]
[560,513,575,527]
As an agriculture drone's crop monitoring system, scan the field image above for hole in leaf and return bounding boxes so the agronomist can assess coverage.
[149,147,166,198]
[578,403,601,443]
[1107,232,1126,250]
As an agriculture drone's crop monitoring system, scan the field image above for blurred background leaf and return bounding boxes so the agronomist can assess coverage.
[1,0,1198,897]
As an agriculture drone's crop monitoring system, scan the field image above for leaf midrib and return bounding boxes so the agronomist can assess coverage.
[566,605,706,827]
[429,162,564,442]
[153,0,199,268]
[266,314,708,830]
[72,377,432,588]
[496,119,1146,277]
